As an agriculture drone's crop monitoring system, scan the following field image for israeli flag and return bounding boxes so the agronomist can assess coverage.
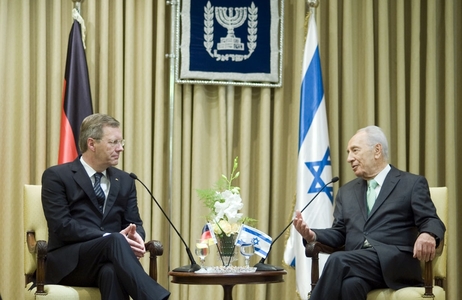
[283,12,334,300]
[235,224,272,259]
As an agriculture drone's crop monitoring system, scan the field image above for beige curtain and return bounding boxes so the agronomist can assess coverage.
[0,0,459,299]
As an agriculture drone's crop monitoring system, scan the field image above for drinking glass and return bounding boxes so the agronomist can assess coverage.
[195,239,209,269]
[239,243,255,268]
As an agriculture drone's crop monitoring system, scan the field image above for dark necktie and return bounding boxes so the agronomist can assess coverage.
[94,172,105,212]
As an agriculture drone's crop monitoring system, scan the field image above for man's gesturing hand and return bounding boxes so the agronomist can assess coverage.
[293,211,317,243]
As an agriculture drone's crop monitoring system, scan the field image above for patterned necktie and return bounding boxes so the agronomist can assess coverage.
[367,179,379,214]
[94,172,105,212]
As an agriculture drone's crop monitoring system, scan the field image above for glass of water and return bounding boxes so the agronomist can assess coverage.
[239,243,255,268]
[195,239,209,269]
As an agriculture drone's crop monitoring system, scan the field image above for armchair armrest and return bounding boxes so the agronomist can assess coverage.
[26,231,47,295]
[423,240,445,297]
[305,241,339,257]
[145,240,163,281]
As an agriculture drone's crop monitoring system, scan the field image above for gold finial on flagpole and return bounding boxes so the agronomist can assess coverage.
[307,0,319,8]
[71,0,87,48]
[306,0,319,20]
[72,0,84,13]
[305,0,318,36]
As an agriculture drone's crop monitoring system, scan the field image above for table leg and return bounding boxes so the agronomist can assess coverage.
[222,284,235,300]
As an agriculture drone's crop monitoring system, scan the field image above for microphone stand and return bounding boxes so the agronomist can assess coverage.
[254,177,339,271]
[130,173,200,272]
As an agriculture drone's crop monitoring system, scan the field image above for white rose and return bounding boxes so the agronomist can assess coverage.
[217,219,232,235]
[230,223,241,234]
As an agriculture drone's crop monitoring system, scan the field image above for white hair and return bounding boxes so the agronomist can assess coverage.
[357,126,389,161]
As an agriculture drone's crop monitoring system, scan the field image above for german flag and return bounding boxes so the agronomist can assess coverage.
[58,19,93,164]
[201,223,217,245]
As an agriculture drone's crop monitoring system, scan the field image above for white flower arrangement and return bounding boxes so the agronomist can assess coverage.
[197,157,256,237]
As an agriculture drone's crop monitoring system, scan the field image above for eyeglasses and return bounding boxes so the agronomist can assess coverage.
[106,139,125,147]
[94,138,125,148]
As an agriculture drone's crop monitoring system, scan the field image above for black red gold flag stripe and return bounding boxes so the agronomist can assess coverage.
[58,19,93,164]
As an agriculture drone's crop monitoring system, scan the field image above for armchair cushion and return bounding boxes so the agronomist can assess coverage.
[367,286,445,300]
[25,283,100,300]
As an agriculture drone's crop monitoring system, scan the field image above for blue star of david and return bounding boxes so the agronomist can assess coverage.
[238,238,260,246]
[305,147,334,203]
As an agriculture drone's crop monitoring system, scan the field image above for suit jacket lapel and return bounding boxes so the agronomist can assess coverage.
[368,166,401,217]
[104,168,120,219]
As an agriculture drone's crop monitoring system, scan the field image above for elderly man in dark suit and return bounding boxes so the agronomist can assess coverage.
[42,114,170,300]
[293,125,445,300]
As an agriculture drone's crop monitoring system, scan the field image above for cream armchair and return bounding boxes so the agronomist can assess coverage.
[24,185,164,299]
[305,187,448,300]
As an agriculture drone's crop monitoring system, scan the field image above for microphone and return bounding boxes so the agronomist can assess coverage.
[254,176,339,271]
[130,173,200,272]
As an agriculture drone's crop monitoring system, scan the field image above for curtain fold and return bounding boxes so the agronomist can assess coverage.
[0,0,459,299]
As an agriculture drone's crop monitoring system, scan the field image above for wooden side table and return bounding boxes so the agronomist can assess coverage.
[169,270,287,300]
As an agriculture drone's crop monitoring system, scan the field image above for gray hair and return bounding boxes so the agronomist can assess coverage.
[357,126,389,161]
[79,114,120,153]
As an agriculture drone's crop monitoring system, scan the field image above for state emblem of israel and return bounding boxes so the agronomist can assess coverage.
[203,1,258,62]
[179,0,282,85]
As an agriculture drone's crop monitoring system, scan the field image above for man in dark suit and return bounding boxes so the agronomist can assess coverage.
[293,125,445,300]
[42,114,170,300]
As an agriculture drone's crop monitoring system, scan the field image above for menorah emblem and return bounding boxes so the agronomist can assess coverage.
[203,1,258,62]
[215,6,248,51]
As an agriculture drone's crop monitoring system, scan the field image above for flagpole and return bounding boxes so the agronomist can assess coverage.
[166,0,178,275]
